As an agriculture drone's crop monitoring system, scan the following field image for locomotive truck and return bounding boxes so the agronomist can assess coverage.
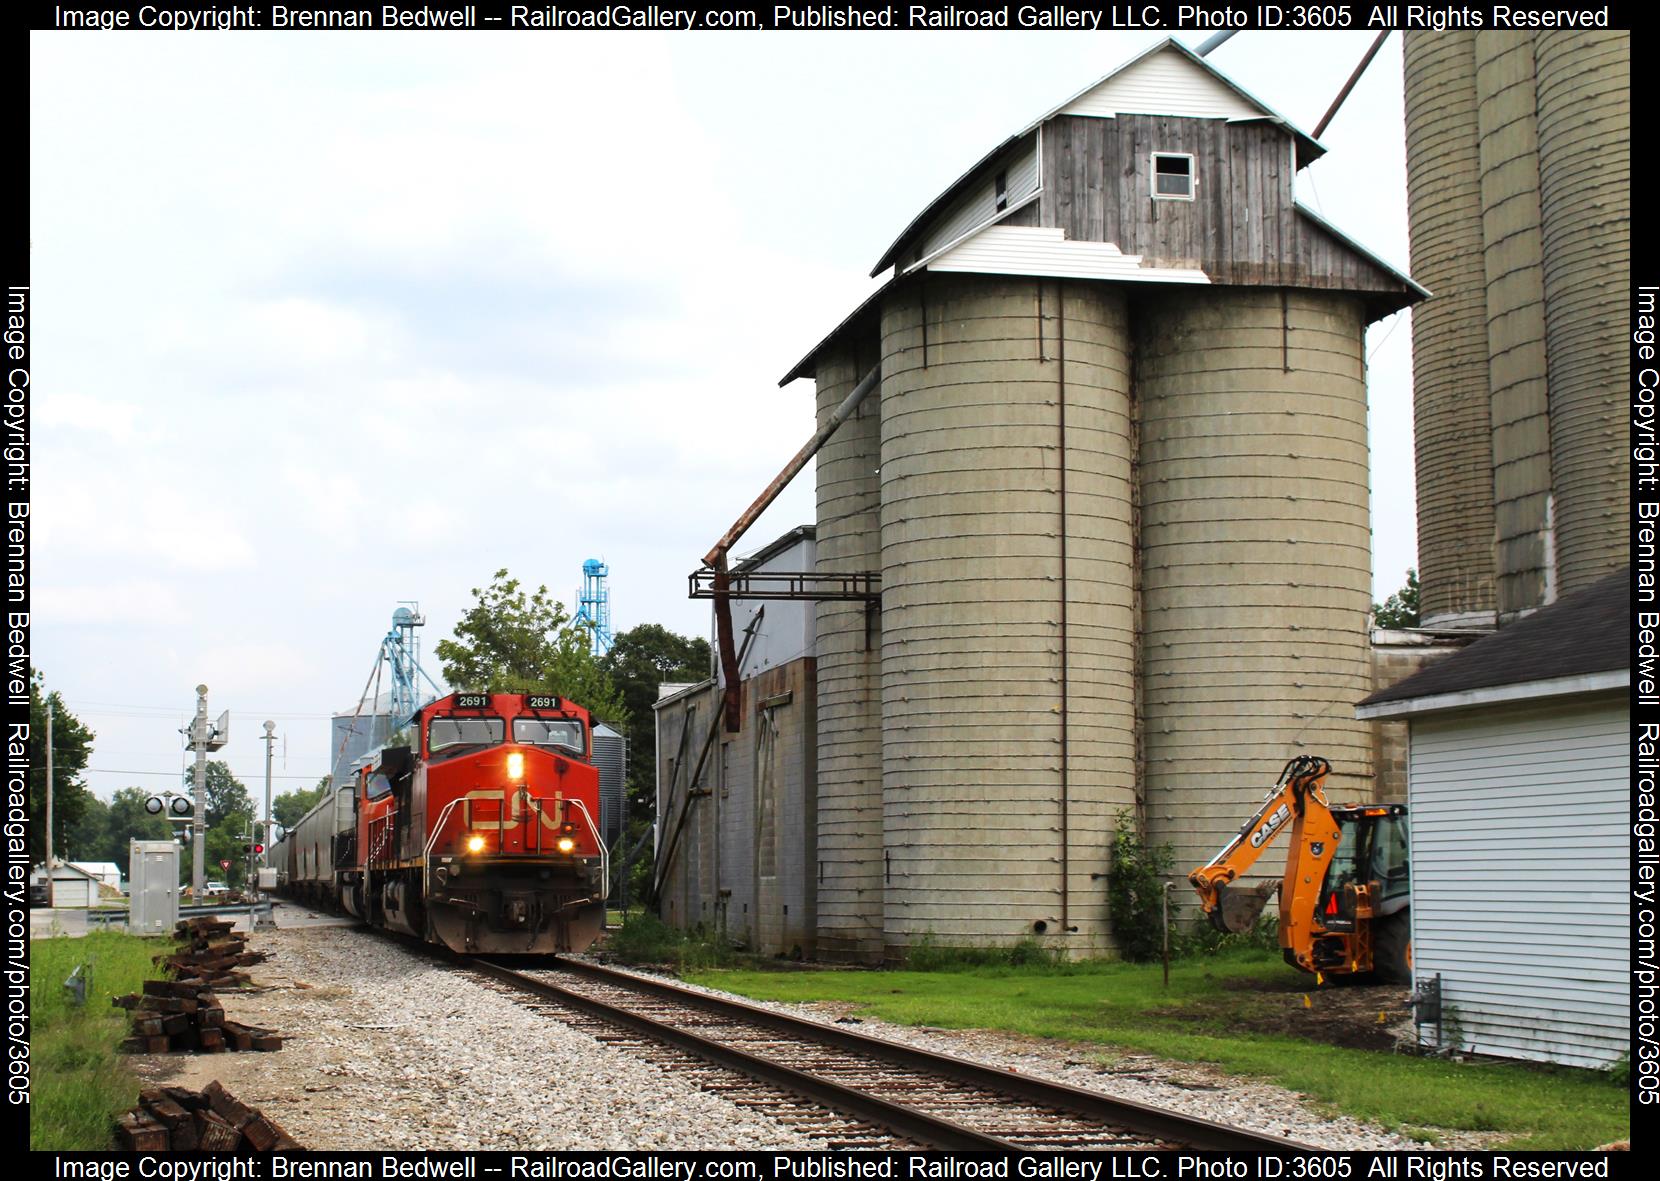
[275,690,608,954]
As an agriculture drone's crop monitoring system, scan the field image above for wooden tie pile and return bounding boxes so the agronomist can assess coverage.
[116,1082,301,1151]
[114,917,281,1053]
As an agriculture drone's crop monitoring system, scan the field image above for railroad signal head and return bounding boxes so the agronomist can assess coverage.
[145,796,164,815]
[169,796,193,818]
[243,843,265,855]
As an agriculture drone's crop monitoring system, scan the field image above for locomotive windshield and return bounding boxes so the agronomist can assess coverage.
[428,716,505,755]
[512,717,584,754]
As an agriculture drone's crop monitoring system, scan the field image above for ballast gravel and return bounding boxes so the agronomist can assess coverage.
[130,926,819,1151]
[590,962,1507,1153]
[132,923,1498,1152]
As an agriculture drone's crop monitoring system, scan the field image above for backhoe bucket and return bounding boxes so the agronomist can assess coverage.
[1212,880,1278,933]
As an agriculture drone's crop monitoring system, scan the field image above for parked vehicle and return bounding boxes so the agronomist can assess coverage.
[1188,756,1411,983]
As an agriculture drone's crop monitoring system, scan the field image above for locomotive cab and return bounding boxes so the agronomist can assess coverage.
[347,691,608,954]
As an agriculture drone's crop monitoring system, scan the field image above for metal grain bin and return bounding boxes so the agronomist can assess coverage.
[592,722,627,847]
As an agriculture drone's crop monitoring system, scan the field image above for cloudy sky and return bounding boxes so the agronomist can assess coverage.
[31,28,1418,805]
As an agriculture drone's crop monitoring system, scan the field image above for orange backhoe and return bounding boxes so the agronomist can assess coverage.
[1188,755,1412,983]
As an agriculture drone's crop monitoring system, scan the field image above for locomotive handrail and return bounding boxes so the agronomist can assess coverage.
[420,793,608,901]
[565,797,609,901]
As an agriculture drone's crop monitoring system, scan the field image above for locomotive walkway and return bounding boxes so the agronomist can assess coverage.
[464,956,1308,1152]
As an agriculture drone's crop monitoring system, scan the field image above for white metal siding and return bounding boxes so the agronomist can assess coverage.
[1062,53,1262,120]
[919,137,1040,260]
[929,224,1210,284]
[1408,693,1628,1067]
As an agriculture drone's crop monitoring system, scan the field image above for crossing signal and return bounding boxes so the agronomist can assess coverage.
[242,842,265,855]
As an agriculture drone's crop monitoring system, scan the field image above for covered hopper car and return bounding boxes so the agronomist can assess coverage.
[275,691,608,953]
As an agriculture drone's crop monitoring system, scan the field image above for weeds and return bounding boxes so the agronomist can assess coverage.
[30,931,166,1150]
[604,912,739,971]
[902,934,1062,971]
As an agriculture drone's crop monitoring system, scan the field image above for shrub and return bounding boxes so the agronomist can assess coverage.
[902,933,1060,971]
[1106,808,1175,962]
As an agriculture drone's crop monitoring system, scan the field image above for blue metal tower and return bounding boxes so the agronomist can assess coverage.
[574,559,614,656]
[383,603,443,723]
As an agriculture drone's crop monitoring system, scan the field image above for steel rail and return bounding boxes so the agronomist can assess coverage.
[466,958,1015,1150]
[514,957,1312,1152]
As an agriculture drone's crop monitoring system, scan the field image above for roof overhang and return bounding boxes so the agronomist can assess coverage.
[1355,670,1630,721]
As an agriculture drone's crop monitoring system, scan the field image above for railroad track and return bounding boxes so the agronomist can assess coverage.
[465,955,1309,1152]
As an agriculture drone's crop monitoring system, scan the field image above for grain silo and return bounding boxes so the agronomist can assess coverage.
[687,38,1423,963]
[592,722,627,846]
[1402,30,1629,624]
[812,345,885,961]
[1138,288,1375,871]
[877,276,1137,949]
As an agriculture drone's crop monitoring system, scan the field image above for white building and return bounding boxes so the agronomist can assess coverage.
[1357,569,1629,1068]
[68,861,122,892]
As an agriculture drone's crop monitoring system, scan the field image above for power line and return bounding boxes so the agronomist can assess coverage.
[84,767,323,781]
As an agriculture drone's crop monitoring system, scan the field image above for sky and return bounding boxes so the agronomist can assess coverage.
[30,27,1420,808]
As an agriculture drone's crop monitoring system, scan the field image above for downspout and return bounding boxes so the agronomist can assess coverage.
[702,363,882,731]
[1057,282,1071,934]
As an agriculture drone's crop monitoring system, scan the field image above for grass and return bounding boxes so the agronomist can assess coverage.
[29,930,167,1150]
[687,946,1629,1150]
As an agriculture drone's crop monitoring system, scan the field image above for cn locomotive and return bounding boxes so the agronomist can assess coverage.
[274,691,608,954]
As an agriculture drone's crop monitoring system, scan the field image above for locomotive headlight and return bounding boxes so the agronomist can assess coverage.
[506,752,525,781]
[466,835,486,854]
[556,837,576,854]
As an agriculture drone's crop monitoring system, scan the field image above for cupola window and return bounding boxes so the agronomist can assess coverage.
[1152,153,1195,200]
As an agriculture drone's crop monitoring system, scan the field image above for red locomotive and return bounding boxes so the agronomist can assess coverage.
[276,691,608,954]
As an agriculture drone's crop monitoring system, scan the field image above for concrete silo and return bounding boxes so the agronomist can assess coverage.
[680,38,1424,962]
[812,345,886,961]
[1403,30,1630,623]
[1402,34,1498,626]
[1533,32,1630,595]
[1137,289,1375,872]
[876,276,1137,955]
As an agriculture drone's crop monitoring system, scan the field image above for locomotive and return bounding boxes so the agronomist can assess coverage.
[274,691,608,954]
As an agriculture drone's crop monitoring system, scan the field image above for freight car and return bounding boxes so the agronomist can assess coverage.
[274,691,608,953]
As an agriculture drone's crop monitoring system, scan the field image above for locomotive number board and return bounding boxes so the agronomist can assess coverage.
[454,693,490,709]
[525,694,563,711]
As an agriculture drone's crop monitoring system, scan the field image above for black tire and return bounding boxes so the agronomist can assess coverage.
[1372,910,1412,984]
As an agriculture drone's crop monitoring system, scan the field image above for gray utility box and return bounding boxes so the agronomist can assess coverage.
[256,867,279,890]
[129,840,180,934]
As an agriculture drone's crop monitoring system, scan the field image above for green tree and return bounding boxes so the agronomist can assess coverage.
[105,787,176,875]
[434,569,625,721]
[603,623,711,828]
[184,760,255,830]
[272,777,330,829]
[1373,568,1421,629]
[65,793,112,865]
[30,675,97,865]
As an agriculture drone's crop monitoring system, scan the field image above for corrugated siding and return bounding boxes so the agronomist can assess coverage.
[919,136,1040,260]
[1061,52,1261,120]
[1409,693,1629,1067]
[930,224,1209,284]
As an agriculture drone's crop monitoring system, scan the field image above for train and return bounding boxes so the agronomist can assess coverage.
[273,690,609,954]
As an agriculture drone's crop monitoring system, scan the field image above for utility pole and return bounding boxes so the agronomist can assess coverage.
[44,694,53,908]
[261,720,276,868]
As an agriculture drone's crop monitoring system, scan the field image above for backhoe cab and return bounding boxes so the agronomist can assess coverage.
[1188,756,1411,983]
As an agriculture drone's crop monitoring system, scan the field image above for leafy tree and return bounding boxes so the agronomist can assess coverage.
[184,760,256,830]
[434,569,625,721]
[65,793,113,864]
[1373,568,1421,629]
[603,624,711,828]
[30,674,97,864]
[273,777,330,829]
[105,787,176,875]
